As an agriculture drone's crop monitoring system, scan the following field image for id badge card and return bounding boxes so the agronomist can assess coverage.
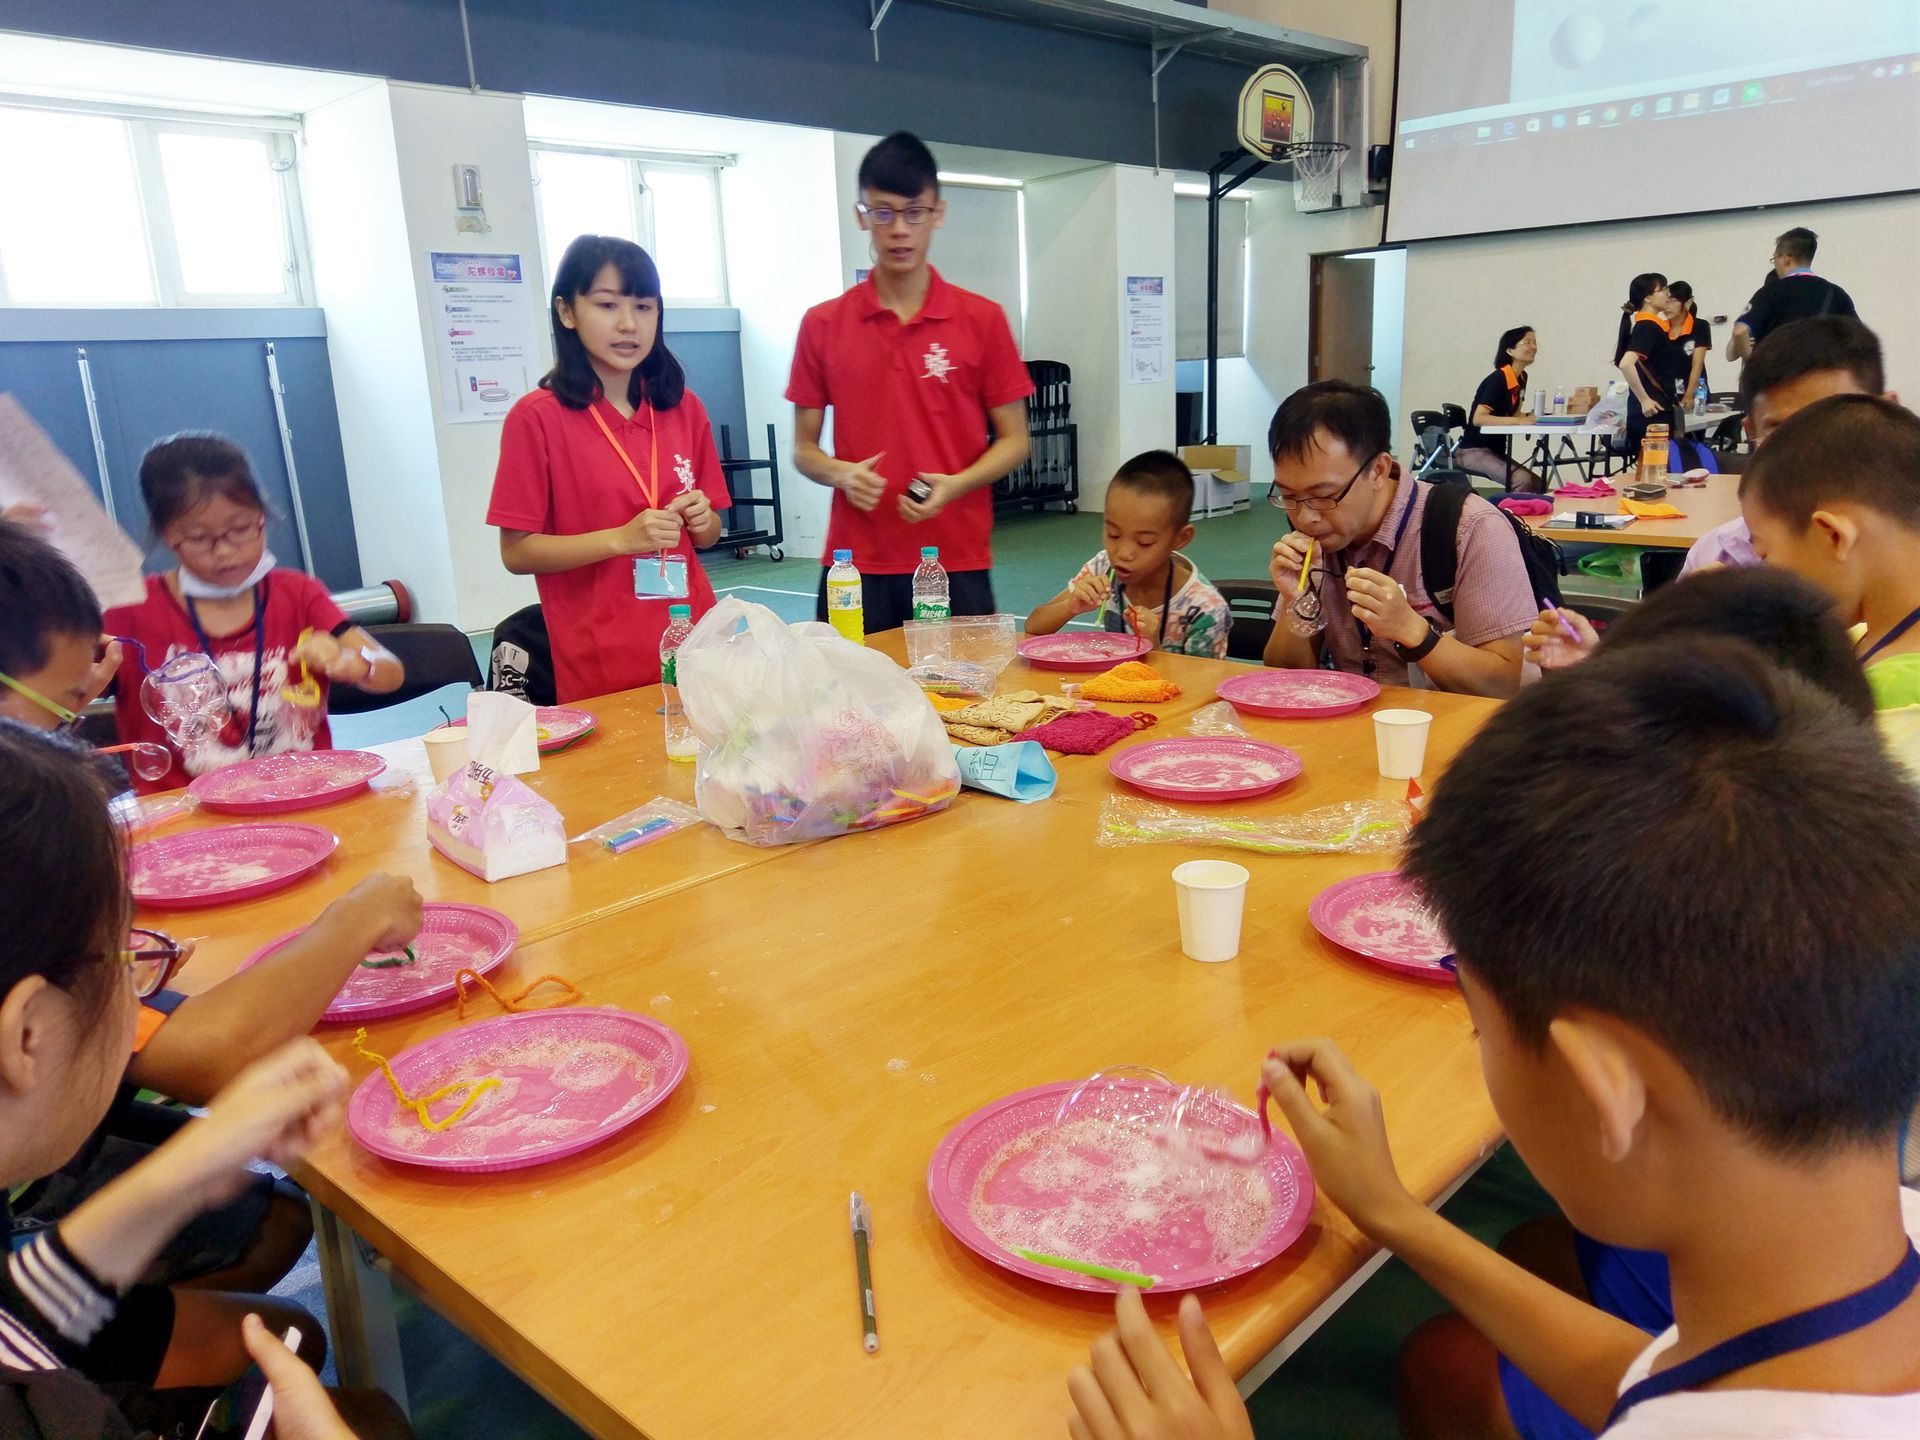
[633,552,689,599]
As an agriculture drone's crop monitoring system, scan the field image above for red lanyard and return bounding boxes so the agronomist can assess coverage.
[587,398,660,511]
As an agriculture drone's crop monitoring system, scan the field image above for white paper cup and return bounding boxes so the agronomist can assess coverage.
[423,727,469,784]
[1172,860,1250,963]
[1374,708,1433,780]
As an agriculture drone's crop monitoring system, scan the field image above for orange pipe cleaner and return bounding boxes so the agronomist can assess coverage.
[453,968,583,1021]
[350,1026,497,1133]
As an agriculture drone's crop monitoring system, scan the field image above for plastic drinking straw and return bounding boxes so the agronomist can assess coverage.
[1015,1249,1157,1288]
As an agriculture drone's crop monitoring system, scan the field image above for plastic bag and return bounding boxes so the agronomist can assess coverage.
[1187,701,1248,737]
[1096,796,1409,855]
[677,596,960,845]
[571,796,705,852]
[426,694,566,881]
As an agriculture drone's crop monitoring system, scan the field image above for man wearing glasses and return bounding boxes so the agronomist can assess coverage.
[1263,382,1535,698]
[788,130,1032,631]
[1727,227,1857,363]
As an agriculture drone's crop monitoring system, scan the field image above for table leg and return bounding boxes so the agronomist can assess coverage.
[312,1199,411,1415]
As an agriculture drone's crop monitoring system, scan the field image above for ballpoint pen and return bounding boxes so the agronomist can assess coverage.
[850,1191,878,1354]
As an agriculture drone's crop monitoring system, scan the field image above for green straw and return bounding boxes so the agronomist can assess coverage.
[359,944,418,970]
[1016,1248,1157,1288]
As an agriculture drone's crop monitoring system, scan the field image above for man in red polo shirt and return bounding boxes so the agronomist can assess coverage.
[788,131,1033,631]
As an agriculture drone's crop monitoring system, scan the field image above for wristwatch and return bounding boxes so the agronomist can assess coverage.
[1394,619,1443,664]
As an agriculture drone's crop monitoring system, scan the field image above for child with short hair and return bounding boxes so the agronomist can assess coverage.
[0,518,122,730]
[1741,393,1920,781]
[103,433,404,792]
[1069,637,1920,1439]
[1024,450,1231,658]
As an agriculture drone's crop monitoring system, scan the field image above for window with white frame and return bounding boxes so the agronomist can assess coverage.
[530,144,729,306]
[0,101,309,307]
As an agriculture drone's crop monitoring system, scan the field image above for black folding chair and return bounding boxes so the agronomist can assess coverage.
[327,622,483,715]
[1213,579,1283,664]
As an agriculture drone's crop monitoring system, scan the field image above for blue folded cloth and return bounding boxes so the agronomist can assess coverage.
[951,741,1056,803]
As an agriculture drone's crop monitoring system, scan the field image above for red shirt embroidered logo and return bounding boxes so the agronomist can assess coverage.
[922,342,954,383]
[674,453,697,492]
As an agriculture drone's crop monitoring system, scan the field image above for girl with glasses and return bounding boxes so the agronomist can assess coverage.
[101,434,405,794]
[0,721,410,1438]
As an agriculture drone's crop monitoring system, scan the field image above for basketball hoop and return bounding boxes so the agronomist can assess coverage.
[1236,64,1348,212]
[1277,139,1348,211]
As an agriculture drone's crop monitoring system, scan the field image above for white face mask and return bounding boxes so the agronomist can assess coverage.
[178,550,277,601]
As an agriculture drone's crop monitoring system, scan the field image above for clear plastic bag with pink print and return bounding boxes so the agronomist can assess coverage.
[676,597,960,846]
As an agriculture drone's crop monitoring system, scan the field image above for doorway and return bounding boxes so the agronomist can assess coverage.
[1309,248,1406,430]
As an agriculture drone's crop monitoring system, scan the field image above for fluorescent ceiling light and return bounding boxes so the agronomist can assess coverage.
[1173,182,1252,198]
[938,170,1023,188]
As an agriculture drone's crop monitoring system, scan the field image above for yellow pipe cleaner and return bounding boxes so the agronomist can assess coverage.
[454,968,582,1021]
[280,627,323,708]
[350,1027,498,1133]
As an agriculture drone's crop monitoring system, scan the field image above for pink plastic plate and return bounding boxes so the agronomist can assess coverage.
[1308,870,1455,982]
[928,1078,1315,1293]
[130,823,338,909]
[239,903,519,1022]
[1109,737,1302,803]
[1215,670,1381,719]
[346,1008,687,1173]
[439,707,597,753]
[1016,632,1152,672]
[187,750,387,814]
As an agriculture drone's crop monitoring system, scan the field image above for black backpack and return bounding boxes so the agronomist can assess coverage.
[489,603,557,707]
[1419,480,1563,623]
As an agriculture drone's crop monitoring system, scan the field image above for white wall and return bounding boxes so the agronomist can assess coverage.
[1024,165,1178,506]
[384,85,546,632]
[726,128,842,560]
[300,82,459,622]
[1368,248,1406,425]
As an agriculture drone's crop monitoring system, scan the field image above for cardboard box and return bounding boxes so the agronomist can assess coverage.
[1178,444,1252,518]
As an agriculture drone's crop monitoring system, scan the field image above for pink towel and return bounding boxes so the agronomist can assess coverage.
[1020,709,1157,756]
[1553,479,1617,498]
[1498,497,1552,516]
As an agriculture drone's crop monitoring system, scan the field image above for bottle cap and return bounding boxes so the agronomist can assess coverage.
[921,547,939,560]
[833,549,853,563]
[669,604,691,619]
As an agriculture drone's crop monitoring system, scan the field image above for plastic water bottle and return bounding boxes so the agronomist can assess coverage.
[911,546,951,621]
[1533,387,1546,417]
[660,604,696,761]
[1693,377,1710,416]
[826,548,865,645]
[1553,385,1566,415]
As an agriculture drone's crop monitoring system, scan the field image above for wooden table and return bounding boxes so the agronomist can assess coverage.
[1524,472,1742,549]
[152,640,1503,1439]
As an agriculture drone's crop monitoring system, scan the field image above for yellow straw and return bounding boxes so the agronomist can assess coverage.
[1294,538,1315,596]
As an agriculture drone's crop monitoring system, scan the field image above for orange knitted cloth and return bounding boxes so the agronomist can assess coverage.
[1079,661,1183,703]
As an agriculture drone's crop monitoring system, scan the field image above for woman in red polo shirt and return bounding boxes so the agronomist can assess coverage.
[489,235,730,702]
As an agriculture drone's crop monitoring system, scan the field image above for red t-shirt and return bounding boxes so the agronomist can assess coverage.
[786,267,1032,574]
[487,386,731,702]
[103,570,352,795]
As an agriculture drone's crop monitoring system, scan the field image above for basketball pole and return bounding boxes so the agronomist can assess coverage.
[1205,146,1276,445]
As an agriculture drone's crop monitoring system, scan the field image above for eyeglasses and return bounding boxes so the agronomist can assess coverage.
[171,516,265,556]
[0,669,82,732]
[856,201,937,227]
[122,928,192,999]
[1270,452,1382,514]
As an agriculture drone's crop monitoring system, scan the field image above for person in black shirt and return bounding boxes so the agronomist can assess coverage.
[1615,272,1687,470]
[1728,226,1856,361]
[1455,325,1545,493]
[1668,281,1712,403]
